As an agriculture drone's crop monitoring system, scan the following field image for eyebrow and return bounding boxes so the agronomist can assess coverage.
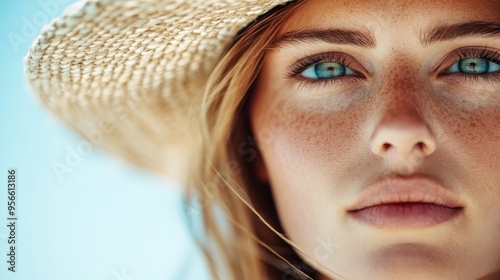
[421,21,500,46]
[267,28,377,49]
[268,21,500,50]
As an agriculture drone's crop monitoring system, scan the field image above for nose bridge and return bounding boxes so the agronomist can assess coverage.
[376,56,429,124]
[381,59,423,111]
[380,82,422,126]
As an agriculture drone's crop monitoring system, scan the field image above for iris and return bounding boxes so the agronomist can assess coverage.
[301,61,355,79]
[448,57,500,74]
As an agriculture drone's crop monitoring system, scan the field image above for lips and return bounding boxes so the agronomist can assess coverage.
[347,176,464,228]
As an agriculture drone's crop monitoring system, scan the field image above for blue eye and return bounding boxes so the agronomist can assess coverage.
[447,57,500,74]
[300,61,356,79]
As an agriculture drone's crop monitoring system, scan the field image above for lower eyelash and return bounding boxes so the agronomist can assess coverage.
[292,77,341,90]
[292,75,363,91]
[441,72,500,85]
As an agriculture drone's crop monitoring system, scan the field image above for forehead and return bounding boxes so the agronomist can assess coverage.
[280,0,500,32]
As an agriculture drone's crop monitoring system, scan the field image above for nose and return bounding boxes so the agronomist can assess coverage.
[369,112,436,172]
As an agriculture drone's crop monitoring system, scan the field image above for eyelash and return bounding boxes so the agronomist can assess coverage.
[286,52,362,89]
[439,48,500,82]
[450,48,500,67]
[286,48,500,88]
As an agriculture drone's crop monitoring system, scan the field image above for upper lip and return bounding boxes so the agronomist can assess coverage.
[347,175,464,212]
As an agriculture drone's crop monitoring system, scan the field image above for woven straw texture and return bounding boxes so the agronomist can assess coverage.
[25,0,290,182]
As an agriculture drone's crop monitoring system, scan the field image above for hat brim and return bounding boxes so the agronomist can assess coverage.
[25,0,291,182]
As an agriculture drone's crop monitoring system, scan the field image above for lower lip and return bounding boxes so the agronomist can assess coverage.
[348,203,462,228]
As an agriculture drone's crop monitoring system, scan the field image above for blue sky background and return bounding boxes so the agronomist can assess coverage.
[0,1,210,279]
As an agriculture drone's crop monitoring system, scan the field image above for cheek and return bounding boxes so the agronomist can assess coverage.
[255,102,358,186]
[445,109,500,205]
[250,99,367,242]
[454,112,500,169]
[446,110,500,263]
[434,101,500,178]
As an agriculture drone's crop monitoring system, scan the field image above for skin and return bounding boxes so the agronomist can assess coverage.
[249,0,500,279]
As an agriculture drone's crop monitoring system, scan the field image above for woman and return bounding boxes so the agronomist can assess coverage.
[26,0,500,279]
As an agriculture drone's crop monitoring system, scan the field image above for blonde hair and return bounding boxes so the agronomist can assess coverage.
[185,1,321,279]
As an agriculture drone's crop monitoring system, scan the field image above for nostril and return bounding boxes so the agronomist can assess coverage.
[417,142,425,150]
[417,140,436,155]
[382,143,391,152]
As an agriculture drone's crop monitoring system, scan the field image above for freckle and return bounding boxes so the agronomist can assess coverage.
[470,122,477,128]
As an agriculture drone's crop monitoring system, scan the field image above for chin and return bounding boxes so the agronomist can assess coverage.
[311,242,499,280]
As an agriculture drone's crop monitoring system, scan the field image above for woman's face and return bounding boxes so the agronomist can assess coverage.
[249,0,500,279]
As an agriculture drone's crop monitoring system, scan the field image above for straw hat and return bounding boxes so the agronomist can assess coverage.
[25,0,291,182]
